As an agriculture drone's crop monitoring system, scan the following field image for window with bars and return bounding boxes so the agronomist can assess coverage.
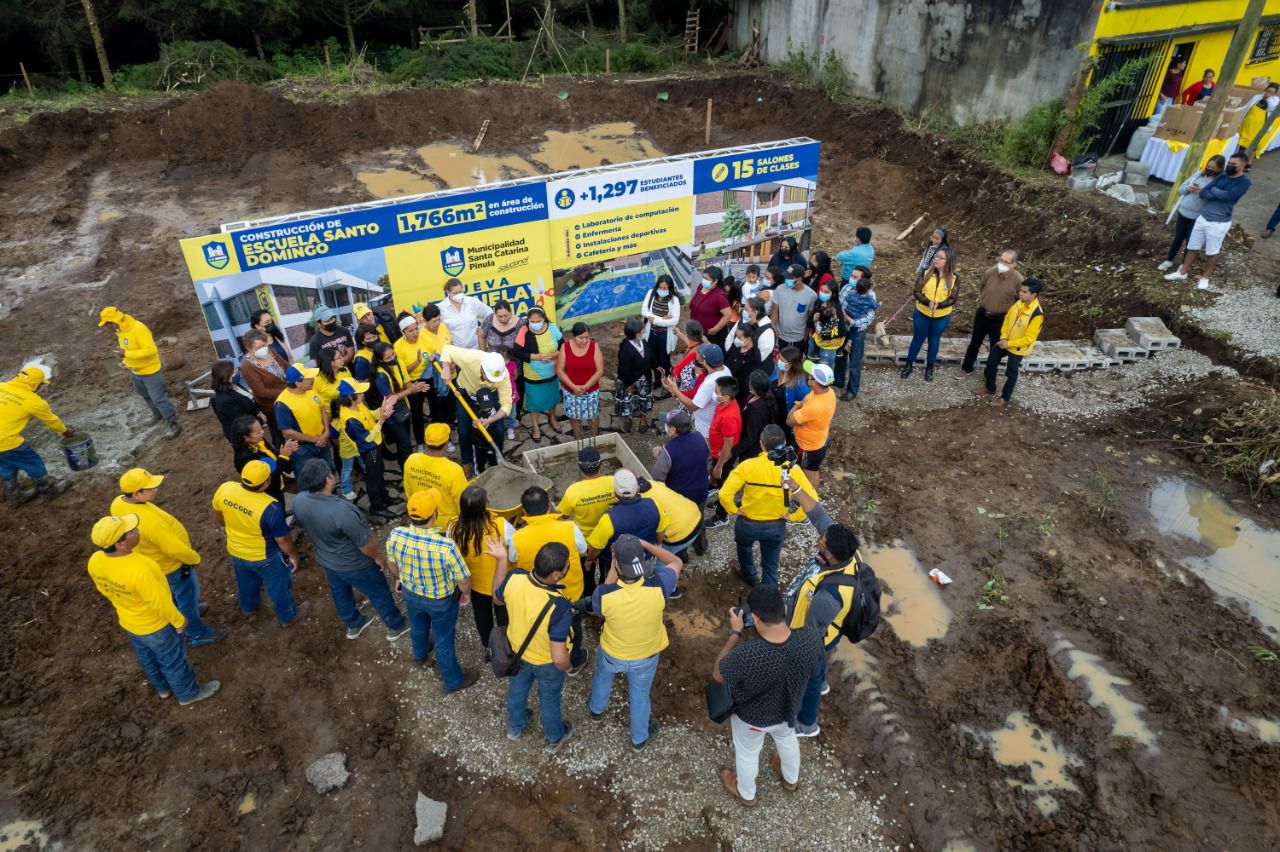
[1250,24,1280,65]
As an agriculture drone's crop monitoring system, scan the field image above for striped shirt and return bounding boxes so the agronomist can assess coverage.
[385,525,470,599]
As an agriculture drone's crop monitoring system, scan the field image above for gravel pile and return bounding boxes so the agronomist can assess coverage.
[1184,285,1280,359]
[380,578,891,850]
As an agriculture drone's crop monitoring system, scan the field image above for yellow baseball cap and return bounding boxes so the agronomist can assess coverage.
[98,306,126,326]
[119,468,164,493]
[353,302,372,318]
[407,488,442,521]
[424,423,451,447]
[241,459,275,488]
[91,513,140,549]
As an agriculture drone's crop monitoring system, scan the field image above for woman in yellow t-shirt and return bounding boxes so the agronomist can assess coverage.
[449,485,514,649]
[314,348,354,418]
[902,245,959,382]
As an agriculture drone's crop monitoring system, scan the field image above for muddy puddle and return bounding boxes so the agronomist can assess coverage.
[982,711,1084,817]
[862,543,952,647]
[1053,637,1157,749]
[1149,477,1280,635]
[0,820,52,852]
[1219,706,1280,743]
[356,122,665,197]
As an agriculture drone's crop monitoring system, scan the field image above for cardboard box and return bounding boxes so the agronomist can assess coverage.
[1217,105,1249,140]
[1228,84,1265,102]
[1252,76,1272,88]
[1157,104,1201,142]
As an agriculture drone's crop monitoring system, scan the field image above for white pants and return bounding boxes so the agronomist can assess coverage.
[1187,216,1231,256]
[730,714,800,801]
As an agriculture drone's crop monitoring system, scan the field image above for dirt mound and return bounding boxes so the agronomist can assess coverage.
[158,80,301,164]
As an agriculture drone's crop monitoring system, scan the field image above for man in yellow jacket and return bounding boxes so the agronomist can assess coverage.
[0,362,71,503]
[99,306,181,438]
[87,513,220,705]
[983,279,1045,407]
[111,468,227,647]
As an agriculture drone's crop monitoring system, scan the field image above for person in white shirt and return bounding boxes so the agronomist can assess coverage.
[641,274,682,376]
[660,344,731,439]
[732,297,776,363]
[436,278,494,350]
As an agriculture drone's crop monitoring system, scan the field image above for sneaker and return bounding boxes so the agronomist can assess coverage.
[719,768,757,807]
[795,721,820,738]
[545,720,574,754]
[446,441,457,453]
[668,585,684,600]
[1157,260,1174,271]
[282,600,312,627]
[705,515,730,530]
[820,680,830,697]
[839,391,855,401]
[157,690,172,699]
[189,627,228,647]
[346,614,374,640]
[1196,278,1211,290]
[369,508,399,521]
[177,679,221,706]
[567,658,587,677]
[771,751,798,792]
[1163,269,1188,281]
[165,421,183,439]
[632,718,660,751]
[386,624,411,642]
[444,670,480,694]
[198,601,209,616]
[589,708,605,721]
[343,490,357,501]
[506,428,516,441]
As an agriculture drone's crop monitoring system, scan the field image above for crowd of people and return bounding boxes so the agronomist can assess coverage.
[0,229,1058,805]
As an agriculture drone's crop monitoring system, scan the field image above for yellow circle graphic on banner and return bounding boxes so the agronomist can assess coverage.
[711,163,729,183]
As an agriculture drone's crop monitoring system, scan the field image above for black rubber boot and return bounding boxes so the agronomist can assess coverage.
[33,476,69,498]
[4,478,36,505]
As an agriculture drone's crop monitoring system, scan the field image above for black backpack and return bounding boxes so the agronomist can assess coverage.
[817,555,881,643]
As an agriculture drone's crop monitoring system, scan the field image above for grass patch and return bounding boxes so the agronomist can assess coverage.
[1248,646,1279,662]
[976,562,1010,609]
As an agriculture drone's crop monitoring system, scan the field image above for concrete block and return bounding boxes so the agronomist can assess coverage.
[415,792,448,845]
[1094,329,1148,361]
[306,752,350,794]
[1124,316,1181,351]
[1077,345,1119,368]
[1067,175,1098,192]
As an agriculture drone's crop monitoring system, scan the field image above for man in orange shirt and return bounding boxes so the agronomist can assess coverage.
[787,362,836,488]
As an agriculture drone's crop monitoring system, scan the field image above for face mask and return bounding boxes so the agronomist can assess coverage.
[734,338,746,348]
[529,321,545,332]
[449,292,464,303]
[658,287,669,296]
[784,278,796,288]
[384,357,398,366]
[818,293,831,303]
[1226,164,1239,176]
[701,280,712,290]
[321,320,336,330]
[997,262,1010,274]
[266,323,278,333]
[253,346,270,359]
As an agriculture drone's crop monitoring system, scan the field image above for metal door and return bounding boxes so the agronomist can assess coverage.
[1088,40,1170,155]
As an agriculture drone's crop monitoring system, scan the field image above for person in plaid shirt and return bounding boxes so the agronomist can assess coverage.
[385,488,485,693]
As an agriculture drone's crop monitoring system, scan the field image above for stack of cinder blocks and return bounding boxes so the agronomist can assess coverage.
[861,317,1179,375]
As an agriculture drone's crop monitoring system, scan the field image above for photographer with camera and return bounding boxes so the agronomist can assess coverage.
[716,424,818,587]
[586,535,683,751]
[712,584,825,806]
[779,473,881,738]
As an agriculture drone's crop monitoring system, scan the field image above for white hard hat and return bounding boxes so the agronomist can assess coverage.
[480,351,506,383]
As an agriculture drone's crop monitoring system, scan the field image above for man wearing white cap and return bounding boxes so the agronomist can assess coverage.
[112,467,227,647]
[438,344,512,477]
[308,305,355,364]
[98,306,180,438]
[0,361,72,503]
[87,513,220,705]
[437,278,494,350]
[787,361,837,488]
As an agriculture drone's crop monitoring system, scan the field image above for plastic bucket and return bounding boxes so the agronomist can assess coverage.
[62,434,98,471]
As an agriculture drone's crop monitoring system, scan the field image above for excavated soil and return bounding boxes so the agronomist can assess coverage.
[1,73,1278,850]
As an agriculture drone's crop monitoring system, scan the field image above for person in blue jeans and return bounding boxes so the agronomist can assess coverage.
[497,542,576,753]
[901,246,959,382]
[291,459,411,641]
[386,488,480,693]
[588,535,684,749]
[838,268,879,400]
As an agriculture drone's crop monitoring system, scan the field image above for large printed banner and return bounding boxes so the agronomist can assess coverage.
[181,138,819,359]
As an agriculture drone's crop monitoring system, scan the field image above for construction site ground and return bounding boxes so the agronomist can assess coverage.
[0,72,1278,851]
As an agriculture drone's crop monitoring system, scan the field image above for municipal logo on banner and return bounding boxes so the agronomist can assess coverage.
[203,241,230,270]
[554,188,576,210]
[441,246,466,277]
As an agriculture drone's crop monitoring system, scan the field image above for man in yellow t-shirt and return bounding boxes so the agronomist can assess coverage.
[636,476,702,568]
[394,315,430,452]
[99,306,181,438]
[211,460,308,626]
[402,423,468,530]
[787,361,837,488]
[0,361,72,503]
[87,513,220,705]
[587,535,683,749]
[555,446,615,592]
[111,467,227,647]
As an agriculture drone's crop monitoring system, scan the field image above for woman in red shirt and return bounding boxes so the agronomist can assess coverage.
[689,265,733,349]
[556,321,604,439]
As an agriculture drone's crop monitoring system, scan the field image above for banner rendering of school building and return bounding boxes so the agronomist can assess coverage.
[180,138,819,359]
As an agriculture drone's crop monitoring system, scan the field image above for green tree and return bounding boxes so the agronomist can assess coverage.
[201,0,300,60]
[720,199,748,243]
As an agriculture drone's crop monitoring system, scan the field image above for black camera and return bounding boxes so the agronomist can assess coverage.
[766,444,798,466]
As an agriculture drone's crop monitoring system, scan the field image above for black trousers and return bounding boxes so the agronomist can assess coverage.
[471,591,509,649]
[382,415,412,471]
[406,391,427,449]
[360,447,390,510]
[426,384,455,426]
[984,348,1025,401]
[1166,213,1196,264]
[962,307,1006,372]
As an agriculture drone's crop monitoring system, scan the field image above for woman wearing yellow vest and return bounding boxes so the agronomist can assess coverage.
[901,246,959,382]
[373,342,428,472]
[449,485,517,649]
[336,379,397,520]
